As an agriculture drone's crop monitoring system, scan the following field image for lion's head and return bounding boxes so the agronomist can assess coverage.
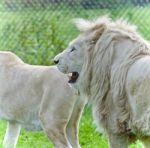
[54,17,109,89]
[54,37,85,83]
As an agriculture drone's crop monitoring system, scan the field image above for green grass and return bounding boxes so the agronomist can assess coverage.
[0,107,144,148]
[0,5,150,148]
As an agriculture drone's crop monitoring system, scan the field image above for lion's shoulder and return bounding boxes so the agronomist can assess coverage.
[0,51,24,65]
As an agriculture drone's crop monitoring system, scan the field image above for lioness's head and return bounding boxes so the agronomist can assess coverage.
[54,17,109,85]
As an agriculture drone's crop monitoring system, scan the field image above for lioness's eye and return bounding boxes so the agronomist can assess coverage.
[70,47,76,52]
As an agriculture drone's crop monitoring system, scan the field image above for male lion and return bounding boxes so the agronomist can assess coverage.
[54,16,150,148]
[0,51,85,148]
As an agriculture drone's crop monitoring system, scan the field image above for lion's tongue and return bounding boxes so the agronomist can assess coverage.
[68,72,79,83]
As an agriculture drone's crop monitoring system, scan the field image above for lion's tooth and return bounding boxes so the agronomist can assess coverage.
[67,73,72,80]
[68,73,72,77]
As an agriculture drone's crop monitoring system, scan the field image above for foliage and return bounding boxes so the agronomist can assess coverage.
[0,12,67,65]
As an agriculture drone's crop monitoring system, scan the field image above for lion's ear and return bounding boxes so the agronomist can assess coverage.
[73,16,110,33]
[73,16,109,42]
[73,18,93,32]
[91,24,106,43]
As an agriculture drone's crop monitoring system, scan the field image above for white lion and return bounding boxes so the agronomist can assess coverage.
[54,16,150,148]
[0,51,86,148]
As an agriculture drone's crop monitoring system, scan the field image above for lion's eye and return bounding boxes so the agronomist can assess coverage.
[70,47,76,52]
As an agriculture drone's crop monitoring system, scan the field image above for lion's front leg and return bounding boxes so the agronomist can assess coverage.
[107,133,128,148]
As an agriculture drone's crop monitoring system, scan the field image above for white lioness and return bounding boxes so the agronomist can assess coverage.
[54,16,150,148]
[0,51,85,148]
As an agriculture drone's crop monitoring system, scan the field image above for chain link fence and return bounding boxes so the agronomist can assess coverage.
[0,0,150,65]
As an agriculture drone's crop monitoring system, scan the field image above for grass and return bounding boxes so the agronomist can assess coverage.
[0,4,150,148]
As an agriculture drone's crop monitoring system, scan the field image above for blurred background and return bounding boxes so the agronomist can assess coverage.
[0,0,149,147]
[0,0,150,65]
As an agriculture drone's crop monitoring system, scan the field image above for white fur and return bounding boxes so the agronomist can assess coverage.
[0,51,86,148]
[55,16,150,148]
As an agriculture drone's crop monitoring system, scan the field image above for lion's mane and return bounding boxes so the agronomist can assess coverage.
[75,16,150,133]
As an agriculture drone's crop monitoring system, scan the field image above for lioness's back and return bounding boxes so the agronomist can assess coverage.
[0,51,24,65]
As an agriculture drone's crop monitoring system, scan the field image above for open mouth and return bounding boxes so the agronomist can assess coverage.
[68,72,79,83]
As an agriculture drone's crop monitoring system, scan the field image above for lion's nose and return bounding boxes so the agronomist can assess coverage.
[54,60,59,64]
